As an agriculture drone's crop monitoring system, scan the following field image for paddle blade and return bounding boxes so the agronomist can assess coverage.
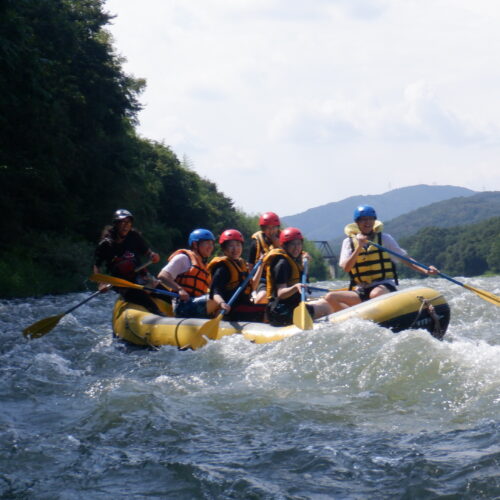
[89,273,143,290]
[23,314,64,339]
[196,314,223,341]
[464,284,500,307]
[293,302,314,330]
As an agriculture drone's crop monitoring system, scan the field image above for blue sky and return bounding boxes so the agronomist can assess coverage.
[105,0,500,216]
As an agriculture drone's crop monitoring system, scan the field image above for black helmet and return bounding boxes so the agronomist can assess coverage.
[113,209,134,222]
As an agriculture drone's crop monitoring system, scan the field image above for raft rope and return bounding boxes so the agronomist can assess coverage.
[412,295,444,339]
[124,311,160,350]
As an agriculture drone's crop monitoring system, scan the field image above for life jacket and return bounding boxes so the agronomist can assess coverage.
[251,231,276,258]
[345,222,398,288]
[167,249,210,297]
[263,248,303,300]
[110,250,138,282]
[207,256,251,296]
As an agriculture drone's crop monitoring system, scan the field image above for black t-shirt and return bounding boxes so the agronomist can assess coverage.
[94,229,149,276]
[271,256,301,307]
[248,233,274,264]
[210,263,252,306]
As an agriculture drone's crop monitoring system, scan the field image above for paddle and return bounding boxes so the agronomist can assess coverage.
[89,273,179,299]
[292,257,314,330]
[23,286,111,339]
[368,240,500,307]
[306,285,349,293]
[23,261,158,340]
[196,259,264,342]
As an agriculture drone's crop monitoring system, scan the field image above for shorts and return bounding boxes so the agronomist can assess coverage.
[174,295,209,318]
[255,279,267,294]
[355,283,397,302]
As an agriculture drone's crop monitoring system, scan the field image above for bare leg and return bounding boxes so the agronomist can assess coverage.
[311,290,361,318]
[324,290,361,312]
[253,290,268,304]
[369,285,392,299]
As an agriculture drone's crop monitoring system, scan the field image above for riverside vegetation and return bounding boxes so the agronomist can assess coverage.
[0,0,327,298]
[1,1,497,298]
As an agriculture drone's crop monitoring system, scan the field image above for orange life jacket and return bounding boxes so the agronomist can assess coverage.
[167,249,210,297]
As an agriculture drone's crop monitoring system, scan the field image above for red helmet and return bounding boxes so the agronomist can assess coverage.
[219,229,244,244]
[259,211,280,227]
[279,227,303,245]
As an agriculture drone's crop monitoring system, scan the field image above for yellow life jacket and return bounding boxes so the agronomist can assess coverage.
[263,248,303,300]
[167,249,210,297]
[251,231,276,259]
[347,225,398,287]
[207,256,251,296]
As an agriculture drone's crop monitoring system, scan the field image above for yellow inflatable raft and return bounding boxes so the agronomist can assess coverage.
[112,286,450,350]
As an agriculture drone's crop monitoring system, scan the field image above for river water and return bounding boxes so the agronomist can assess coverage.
[1,277,499,499]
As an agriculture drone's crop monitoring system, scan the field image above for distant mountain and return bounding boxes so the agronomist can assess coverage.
[282,185,476,241]
[384,191,500,240]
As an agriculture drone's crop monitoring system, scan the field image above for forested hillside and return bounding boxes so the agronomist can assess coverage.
[383,192,500,240]
[0,0,327,297]
[283,184,476,241]
[398,216,500,277]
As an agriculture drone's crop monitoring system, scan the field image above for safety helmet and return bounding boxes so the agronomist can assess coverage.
[113,209,134,222]
[188,228,215,247]
[259,211,280,227]
[219,229,244,245]
[353,205,377,221]
[279,227,303,245]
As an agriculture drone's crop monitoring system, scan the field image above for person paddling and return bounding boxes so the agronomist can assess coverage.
[93,209,161,313]
[208,229,266,322]
[157,228,218,318]
[327,205,439,311]
[249,211,281,303]
[264,227,340,326]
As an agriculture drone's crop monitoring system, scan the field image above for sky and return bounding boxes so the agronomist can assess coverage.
[104,0,500,217]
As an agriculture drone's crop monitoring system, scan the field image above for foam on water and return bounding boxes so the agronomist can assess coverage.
[1,277,499,498]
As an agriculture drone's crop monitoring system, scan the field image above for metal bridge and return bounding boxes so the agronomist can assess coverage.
[313,241,338,278]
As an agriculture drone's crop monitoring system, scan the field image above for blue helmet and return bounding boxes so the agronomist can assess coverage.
[353,205,377,221]
[188,228,215,247]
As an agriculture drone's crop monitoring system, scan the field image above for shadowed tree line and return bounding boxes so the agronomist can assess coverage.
[0,0,327,298]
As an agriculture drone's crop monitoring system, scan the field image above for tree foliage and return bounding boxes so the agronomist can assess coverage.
[398,217,500,277]
[0,0,327,297]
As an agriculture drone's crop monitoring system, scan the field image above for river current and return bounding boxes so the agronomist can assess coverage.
[1,276,499,499]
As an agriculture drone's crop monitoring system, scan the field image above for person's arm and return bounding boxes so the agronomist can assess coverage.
[145,249,160,264]
[157,254,191,301]
[339,236,365,274]
[210,266,231,312]
[132,231,160,264]
[274,259,303,300]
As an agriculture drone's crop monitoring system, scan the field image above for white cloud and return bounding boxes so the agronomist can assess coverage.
[105,0,500,215]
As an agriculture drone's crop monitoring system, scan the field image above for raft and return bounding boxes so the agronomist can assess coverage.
[112,286,450,350]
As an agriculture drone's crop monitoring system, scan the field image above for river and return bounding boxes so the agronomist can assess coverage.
[1,277,499,499]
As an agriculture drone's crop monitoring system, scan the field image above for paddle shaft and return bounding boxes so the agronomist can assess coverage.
[194,259,264,343]
[306,285,349,293]
[368,240,464,286]
[90,274,178,298]
[227,259,263,308]
[63,288,107,315]
[301,258,309,301]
